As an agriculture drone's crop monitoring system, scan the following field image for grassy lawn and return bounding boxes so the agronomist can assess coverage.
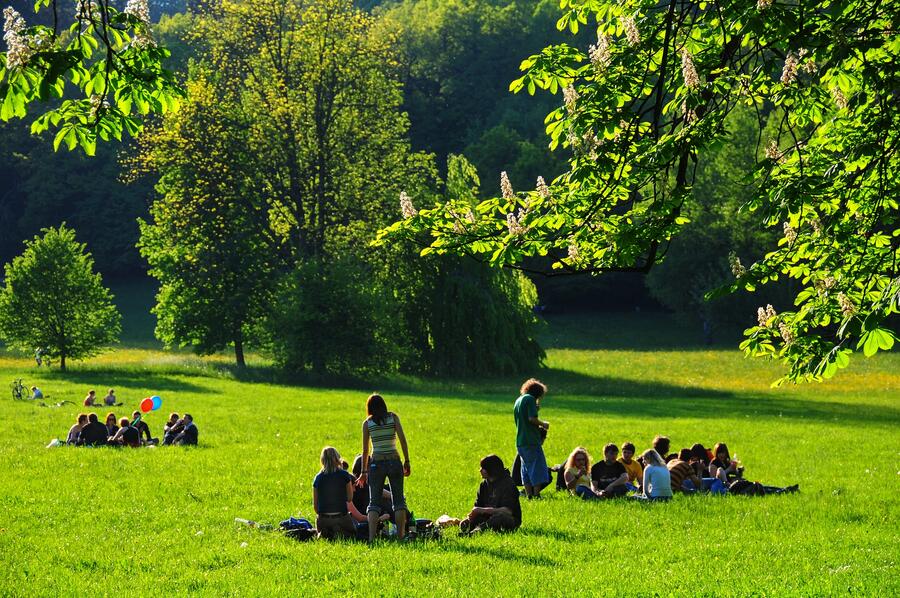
[0,313,897,596]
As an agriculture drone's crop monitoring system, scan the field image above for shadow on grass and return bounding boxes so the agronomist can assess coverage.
[40,368,216,395]
[430,540,558,567]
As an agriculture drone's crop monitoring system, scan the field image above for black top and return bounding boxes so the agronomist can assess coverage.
[79,421,108,446]
[591,460,627,487]
[475,469,521,527]
[135,420,152,441]
[352,483,370,514]
[711,458,738,480]
[313,469,354,514]
[122,426,140,446]
[106,424,119,437]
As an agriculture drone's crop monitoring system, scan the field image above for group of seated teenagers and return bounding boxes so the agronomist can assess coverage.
[81,388,122,407]
[558,435,797,501]
[64,411,198,447]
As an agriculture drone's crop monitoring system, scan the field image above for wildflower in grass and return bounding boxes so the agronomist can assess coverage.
[3,7,32,69]
[536,176,550,199]
[500,171,514,200]
[681,50,700,89]
[781,51,799,84]
[783,222,797,245]
[620,15,640,46]
[832,87,848,109]
[728,252,746,277]
[838,292,856,317]
[399,191,417,219]
[563,85,579,115]
[589,32,611,73]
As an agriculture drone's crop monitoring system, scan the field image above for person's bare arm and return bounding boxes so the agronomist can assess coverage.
[394,414,411,476]
[605,472,629,491]
[528,415,549,430]
[358,421,370,486]
[564,469,580,490]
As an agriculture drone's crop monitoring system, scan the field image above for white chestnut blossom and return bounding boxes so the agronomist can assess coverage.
[589,32,611,73]
[681,50,700,89]
[562,84,578,115]
[399,192,417,219]
[620,15,640,46]
[3,7,32,70]
[500,171,514,200]
[781,51,799,84]
[536,176,550,199]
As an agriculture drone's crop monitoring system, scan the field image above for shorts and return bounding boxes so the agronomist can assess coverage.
[516,444,550,487]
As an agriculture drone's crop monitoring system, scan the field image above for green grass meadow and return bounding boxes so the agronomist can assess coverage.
[1,308,898,596]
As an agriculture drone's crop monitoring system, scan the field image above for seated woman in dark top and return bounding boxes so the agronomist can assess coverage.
[460,454,521,535]
[709,442,743,483]
[162,412,181,445]
[109,418,141,447]
[104,413,119,438]
[313,446,356,539]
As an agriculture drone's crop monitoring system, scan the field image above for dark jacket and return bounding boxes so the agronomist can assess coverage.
[475,469,521,527]
[78,421,108,446]
[174,422,198,446]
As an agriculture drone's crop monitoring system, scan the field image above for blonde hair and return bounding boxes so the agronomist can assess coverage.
[641,449,666,467]
[565,446,591,471]
[320,446,342,474]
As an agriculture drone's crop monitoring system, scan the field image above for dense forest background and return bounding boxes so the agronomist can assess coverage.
[0,0,781,340]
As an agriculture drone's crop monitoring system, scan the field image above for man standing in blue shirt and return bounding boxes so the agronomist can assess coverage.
[513,378,550,499]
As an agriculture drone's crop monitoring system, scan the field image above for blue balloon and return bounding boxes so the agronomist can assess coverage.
[151,395,162,410]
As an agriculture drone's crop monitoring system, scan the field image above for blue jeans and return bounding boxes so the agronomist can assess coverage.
[575,485,600,500]
[517,445,550,487]
[368,458,406,514]
[683,477,727,495]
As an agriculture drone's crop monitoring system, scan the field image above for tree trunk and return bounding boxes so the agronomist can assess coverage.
[234,332,245,368]
[60,352,66,372]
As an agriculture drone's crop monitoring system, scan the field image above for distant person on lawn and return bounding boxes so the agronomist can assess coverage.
[313,447,356,539]
[31,386,43,400]
[460,454,521,535]
[619,441,643,492]
[131,411,158,445]
[104,412,118,437]
[637,449,673,500]
[84,390,97,407]
[66,413,88,445]
[667,449,703,493]
[563,447,597,499]
[513,378,550,499]
[78,413,108,446]
[162,412,181,445]
[591,443,629,498]
[358,394,410,542]
[173,414,198,445]
[104,389,117,406]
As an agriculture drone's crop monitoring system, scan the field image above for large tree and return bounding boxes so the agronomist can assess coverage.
[0,224,120,370]
[380,0,900,384]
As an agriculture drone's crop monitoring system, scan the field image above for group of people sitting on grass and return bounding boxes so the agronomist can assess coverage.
[62,411,198,447]
[513,378,799,502]
[82,388,122,407]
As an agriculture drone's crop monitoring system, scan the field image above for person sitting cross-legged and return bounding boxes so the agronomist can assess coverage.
[173,414,198,446]
[131,411,158,445]
[564,447,599,500]
[634,449,673,501]
[590,443,630,498]
[460,454,522,535]
[66,413,88,445]
[667,449,703,493]
[78,413,108,446]
[619,441,643,492]
[313,446,356,539]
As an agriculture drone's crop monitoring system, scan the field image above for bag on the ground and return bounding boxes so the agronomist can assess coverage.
[729,479,766,496]
[279,517,313,531]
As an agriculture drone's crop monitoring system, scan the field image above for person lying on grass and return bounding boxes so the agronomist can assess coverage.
[635,449,673,501]
[359,393,410,542]
[66,413,87,445]
[78,413,108,446]
[563,447,597,500]
[619,441,643,492]
[590,443,630,498]
[710,443,743,483]
[313,446,356,540]
[460,454,521,535]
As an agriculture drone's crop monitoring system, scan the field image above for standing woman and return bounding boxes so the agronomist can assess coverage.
[358,394,410,542]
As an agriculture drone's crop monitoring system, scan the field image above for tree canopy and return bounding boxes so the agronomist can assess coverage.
[378,0,900,383]
[0,224,120,369]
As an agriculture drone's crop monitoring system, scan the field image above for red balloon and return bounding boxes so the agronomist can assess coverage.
[140,397,153,413]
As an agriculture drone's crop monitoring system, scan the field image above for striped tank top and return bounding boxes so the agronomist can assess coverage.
[367,414,398,457]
